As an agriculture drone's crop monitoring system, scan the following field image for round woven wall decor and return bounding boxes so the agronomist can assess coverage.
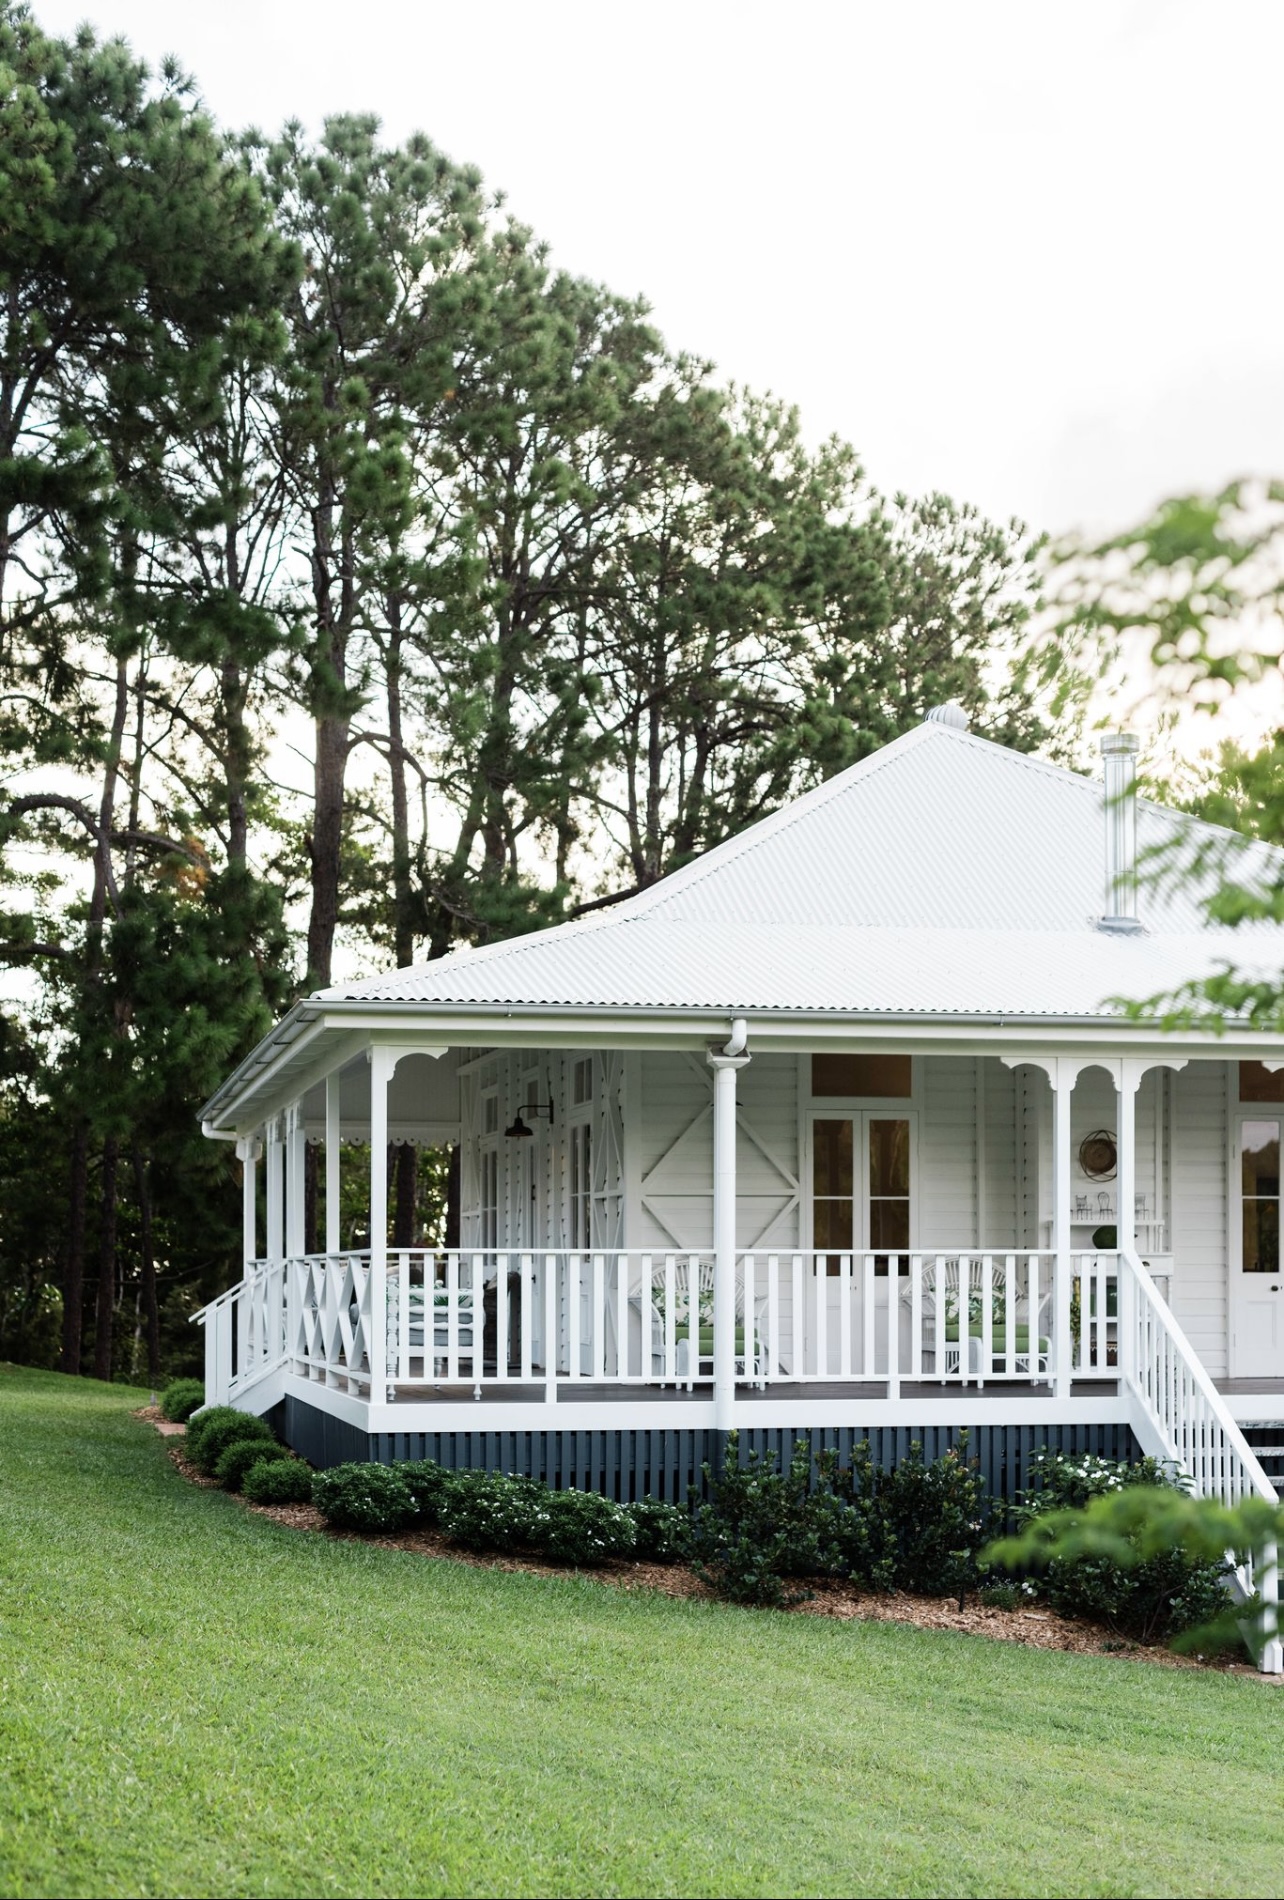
[1078,1129,1118,1181]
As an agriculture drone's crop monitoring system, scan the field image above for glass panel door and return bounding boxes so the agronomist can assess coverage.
[813,1119,855,1258]
[1232,1117,1284,1380]
[810,1116,913,1260]
[868,1119,911,1261]
[809,1113,914,1374]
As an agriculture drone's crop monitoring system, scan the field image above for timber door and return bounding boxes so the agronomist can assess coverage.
[808,1113,914,1375]
[1231,1114,1284,1381]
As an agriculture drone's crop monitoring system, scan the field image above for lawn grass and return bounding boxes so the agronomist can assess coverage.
[1,1364,1280,1900]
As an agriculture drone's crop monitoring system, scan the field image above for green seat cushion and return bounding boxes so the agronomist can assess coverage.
[675,1324,745,1354]
[944,1323,1048,1353]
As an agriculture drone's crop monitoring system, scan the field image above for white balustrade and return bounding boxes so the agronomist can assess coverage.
[197,1261,286,1406]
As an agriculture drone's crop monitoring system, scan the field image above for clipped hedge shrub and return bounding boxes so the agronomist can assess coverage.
[244,1458,314,1505]
[190,1410,274,1477]
[215,1438,291,1493]
[397,1459,454,1526]
[535,1489,636,1566]
[627,1498,690,1565]
[436,1470,545,1553]
[313,1462,416,1534]
[183,1404,246,1464]
[1013,1450,1231,1644]
[160,1378,204,1424]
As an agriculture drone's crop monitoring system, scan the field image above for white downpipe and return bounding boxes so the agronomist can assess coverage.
[709,1020,750,1433]
[1052,1069,1074,1399]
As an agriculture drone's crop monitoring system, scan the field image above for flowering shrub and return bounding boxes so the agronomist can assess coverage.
[627,1498,691,1564]
[436,1471,545,1552]
[1005,1451,1230,1644]
[397,1459,454,1526]
[535,1490,636,1566]
[312,1462,417,1533]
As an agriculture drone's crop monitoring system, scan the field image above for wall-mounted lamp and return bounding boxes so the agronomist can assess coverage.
[505,1098,554,1139]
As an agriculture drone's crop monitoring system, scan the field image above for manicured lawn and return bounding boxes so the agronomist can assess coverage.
[0,1366,1280,1900]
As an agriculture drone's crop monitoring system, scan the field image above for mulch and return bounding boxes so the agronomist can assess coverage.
[134,1409,1282,1681]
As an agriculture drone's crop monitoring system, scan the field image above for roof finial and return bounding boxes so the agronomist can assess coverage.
[924,701,970,731]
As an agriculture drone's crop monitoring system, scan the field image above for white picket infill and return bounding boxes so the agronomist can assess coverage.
[740,1251,1059,1388]
[200,1246,1148,1402]
[197,1262,285,1406]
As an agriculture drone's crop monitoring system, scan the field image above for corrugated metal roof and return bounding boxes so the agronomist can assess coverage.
[320,721,1284,1020]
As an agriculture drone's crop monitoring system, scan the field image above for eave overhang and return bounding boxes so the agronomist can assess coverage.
[197,995,1284,1137]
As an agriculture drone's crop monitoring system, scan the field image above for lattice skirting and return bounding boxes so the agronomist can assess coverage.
[280,1395,1141,1514]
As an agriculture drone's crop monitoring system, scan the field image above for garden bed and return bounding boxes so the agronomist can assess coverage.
[145,1413,1274,1678]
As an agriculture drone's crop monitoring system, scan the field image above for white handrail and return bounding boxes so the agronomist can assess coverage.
[1121,1244,1275,1506]
[1121,1244,1280,1672]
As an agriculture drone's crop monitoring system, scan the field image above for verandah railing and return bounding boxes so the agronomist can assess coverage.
[204,1246,1126,1400]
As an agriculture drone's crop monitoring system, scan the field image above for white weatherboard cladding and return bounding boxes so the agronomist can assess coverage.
[1171,1062,1229,1381]
[918,1057,979,1248]
[635,1051,800,1251]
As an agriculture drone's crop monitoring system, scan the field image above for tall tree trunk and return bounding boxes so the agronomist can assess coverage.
[93,1135,119,1381]
[393,1143,417,1247]
[307,711,348,989]
[222,520,251,870]
[385,596,415,970]
[59,1121,89,1374]
[63,653,130,1373]
[132,1144,160,1387]
[304,1143,319,1254]
[445,1143,461,1250]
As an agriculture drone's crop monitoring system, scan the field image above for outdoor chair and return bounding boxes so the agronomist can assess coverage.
[644,1259,771,1388]
[900,1258,1051,1383]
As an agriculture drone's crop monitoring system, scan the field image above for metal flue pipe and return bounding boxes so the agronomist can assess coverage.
[1100,733,1144,935]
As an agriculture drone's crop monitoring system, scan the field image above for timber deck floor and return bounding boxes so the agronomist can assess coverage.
[381,1379,1123,1406]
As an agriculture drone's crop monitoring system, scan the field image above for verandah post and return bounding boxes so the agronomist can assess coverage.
[708,1024,750,1435]
[1115,1063,1141,1385]
[285,1103,306,1259]
[1052,1063,1075,1400]
[324,1072,341,1254]
[237,1134,259,1270]
[368,1048,397,1401]
[265,1117,284,1264]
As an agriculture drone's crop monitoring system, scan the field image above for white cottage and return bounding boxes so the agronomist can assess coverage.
[197,707,1284,1632]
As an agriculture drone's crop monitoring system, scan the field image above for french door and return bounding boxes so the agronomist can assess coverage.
[810,1113,915,1265]
[1231,1114,1284,1381]
[805,1113,914,1377]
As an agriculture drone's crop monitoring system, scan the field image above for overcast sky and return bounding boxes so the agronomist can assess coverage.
[36,0,1284,543]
